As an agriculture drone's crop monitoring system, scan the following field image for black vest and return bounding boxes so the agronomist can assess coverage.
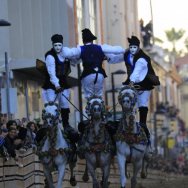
[80,44,107,79]
[124,49,155,90]
[42,49,71,90]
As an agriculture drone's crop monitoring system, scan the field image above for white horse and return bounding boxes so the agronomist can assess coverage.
[78,96,113,188]
[114,85,148,188]
[37,102,76,188]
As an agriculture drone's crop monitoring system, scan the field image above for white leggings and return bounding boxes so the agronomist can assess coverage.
[81,73,104,99]
[137,90,151,107]
[42,89,70,108]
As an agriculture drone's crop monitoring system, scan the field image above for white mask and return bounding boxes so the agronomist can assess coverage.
[129,45,139,55]
[53,43,63,53]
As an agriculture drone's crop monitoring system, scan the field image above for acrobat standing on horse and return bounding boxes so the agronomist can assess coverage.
[108,35,160,146]
[64,28,125,113]
[115,85,148,188]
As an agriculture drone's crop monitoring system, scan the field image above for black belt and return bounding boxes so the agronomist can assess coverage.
[94,71,98,84]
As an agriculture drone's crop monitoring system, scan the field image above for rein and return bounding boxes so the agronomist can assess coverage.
[53,91,89,120]
[61,92,89,120]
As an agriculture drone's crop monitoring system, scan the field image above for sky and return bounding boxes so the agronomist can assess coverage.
[138,0,188,51]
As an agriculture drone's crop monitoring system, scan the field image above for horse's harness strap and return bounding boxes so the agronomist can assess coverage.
[131,145,144,153]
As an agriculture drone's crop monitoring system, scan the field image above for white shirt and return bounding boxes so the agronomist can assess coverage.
[62,43,125,60]
[45,44,125,88]
[107,53,148,83]
[45,47,78,88]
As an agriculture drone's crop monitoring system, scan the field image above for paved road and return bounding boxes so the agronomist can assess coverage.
[114,176,188,188]
[140,177,188,188]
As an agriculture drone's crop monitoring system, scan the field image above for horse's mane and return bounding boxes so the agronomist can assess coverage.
[87,95,103,103]
[118,85,137,105]
[119,85,137,95]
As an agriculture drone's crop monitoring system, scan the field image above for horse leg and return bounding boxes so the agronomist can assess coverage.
[69,159,77,186]
[140,157,148,179]
[56,160,67,188]
[87,160,99,188]
[141,146,150,179]
[131,159,142,188]
[43,163,54,188]
[82,163,89,182]
[101,164,110,188]
[117,153,126,188]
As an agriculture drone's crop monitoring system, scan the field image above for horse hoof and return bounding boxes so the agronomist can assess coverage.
[100,181,110,187]
[100,181,103,186]
[140,171,147,179]
[82,174,89,182]
[70,176,77,186]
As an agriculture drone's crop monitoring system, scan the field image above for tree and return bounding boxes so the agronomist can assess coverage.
[184,37,188,52]
[165,28,185,56]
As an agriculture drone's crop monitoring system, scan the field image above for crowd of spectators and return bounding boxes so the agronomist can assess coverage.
[148,153,188,175]
[1,117,188,176]
[0,118,39,167]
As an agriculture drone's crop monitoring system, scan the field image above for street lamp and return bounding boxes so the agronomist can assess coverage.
[0,19,11,120]
[111,70,126,121]
[0,19,11,26]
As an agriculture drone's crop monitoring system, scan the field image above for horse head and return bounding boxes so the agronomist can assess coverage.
[87,96,105,120]
[118,85,137,112]
[85,96,107,143]
[118,85,138,134]
[42,102,60,127]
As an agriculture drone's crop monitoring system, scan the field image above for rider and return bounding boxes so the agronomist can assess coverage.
[107,35,160,145]
[41,34,78,142]
[67,28,125,115]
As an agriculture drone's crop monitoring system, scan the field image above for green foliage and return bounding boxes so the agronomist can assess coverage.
[154,37,163,44]
[165,28,185,56]
[184,37,188,51]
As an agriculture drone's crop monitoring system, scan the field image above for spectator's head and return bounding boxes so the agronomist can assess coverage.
[1,127,8,137]
[127,36,140,55]
[21,117,28,127]
[82,28,97,44]
[140,19,144,26]
[27,121,36,132]
[6,120,17,130]
[51,34,63,54]
[7,127,17,139]
[15,119,22,127]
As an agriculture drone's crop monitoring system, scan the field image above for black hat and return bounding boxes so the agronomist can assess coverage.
[127,36,140,46]
[51,34,63,44]
[82,28,97,43]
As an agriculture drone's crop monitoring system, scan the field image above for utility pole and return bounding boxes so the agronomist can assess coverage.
[0,20,11,120]
[5,52,11,120]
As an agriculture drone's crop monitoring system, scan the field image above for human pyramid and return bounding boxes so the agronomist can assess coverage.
[38,28,160,188]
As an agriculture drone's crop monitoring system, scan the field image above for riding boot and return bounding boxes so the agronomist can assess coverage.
[61,108,70,128]
[139,107,151,145]
[60,108,79,143]
[140,122,151,145]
